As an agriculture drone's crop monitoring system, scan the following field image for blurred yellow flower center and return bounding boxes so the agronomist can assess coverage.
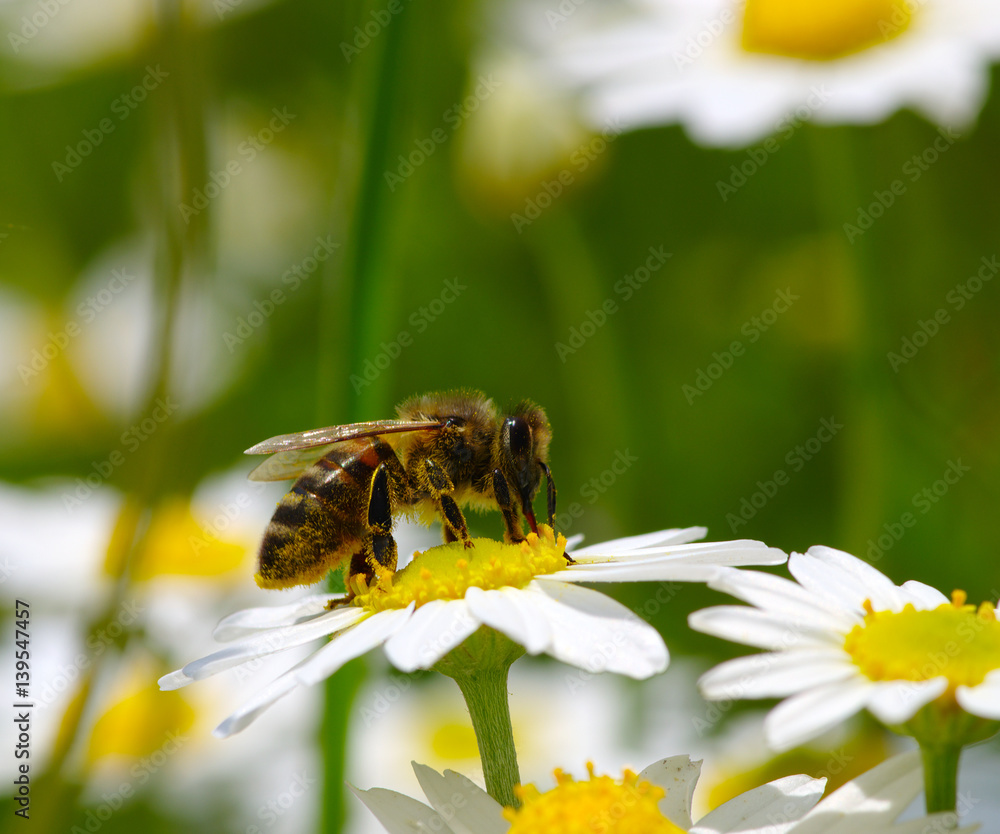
[429,720,480,760]
[742,0,913,61]
[351,525,568,611]
[504,764,683,834]
[845,591,1000,688]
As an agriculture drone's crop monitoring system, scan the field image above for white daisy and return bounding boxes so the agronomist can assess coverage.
[690,545,1000,752]
[530,0,1000,147]
[159,526,784,736]
[352,750,962,834]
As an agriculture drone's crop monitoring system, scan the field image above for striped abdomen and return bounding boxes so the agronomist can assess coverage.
[255,437,401,589]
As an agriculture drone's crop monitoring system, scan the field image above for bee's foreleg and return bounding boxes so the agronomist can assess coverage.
[423,459,473,548]
[492,469,525,544]
[367,463,398,575]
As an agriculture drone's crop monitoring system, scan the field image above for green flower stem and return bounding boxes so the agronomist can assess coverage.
[435,627,526,808]
[919,741,961,824]
[452,666,522,809]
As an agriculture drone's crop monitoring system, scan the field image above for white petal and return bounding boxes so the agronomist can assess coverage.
[956,673,1000,719]
[691,774,825,834]
[213,664,304,737]
[383,599,481,672]
[707,567,859,632]
[525,580,667,677]
[349,785,446,834]
[802,546,908,611]
[544,560,721,583]
[787,552,870,611]
[569,527,707,560]
[213,594,348,641]
[764,678,875,752]
[698,650,855,699]
[411,764,507,834]
[638,755,701,830]
[173,606,369,683]
[295,606,415,686]
[158,669,195,691]
[799,750,921,818]
[689,606,842,651]
[464,586,552,654]
[866,678,949,725]
[653,539,786,567]
[899,580,950,609]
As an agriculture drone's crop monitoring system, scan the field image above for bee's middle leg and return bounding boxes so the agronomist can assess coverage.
[423,459,472,548]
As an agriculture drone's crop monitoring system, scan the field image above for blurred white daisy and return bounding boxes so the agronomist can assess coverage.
[160,526,785,736]
[691,545,1000,751]
[352,750,961,834]
[530,0,1000,147]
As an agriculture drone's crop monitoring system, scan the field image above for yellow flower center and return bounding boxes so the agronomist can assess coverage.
[741,0,913,61]
[504,764,684,834]
[351,525,568,612]
[844,591,1000,689]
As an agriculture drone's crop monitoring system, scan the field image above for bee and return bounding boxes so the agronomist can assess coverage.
[245,390,557,592]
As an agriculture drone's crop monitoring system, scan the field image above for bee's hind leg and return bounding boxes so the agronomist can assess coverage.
[366,463,399,574]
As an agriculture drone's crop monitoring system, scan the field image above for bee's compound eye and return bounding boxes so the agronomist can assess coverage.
[444,416,465,429]
[504,416,532,458]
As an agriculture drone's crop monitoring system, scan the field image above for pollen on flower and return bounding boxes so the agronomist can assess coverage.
[351,525,569,613]
[742,0,913,61]
[844,592,1000,689]
[503,762,683,834]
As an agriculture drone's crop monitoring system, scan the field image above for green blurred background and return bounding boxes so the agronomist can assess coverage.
[2,0,999,831]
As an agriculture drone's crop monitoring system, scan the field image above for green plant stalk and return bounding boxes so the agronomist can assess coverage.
[320,2,411,830]
[450,666,521,809]
[919,741,960,823]
[435,627,525,808]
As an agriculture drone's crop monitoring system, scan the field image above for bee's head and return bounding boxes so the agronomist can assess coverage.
[496,402,552,533]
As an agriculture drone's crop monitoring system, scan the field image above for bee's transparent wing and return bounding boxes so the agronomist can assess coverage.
[247,444,338,482]
[245,419,444,482]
